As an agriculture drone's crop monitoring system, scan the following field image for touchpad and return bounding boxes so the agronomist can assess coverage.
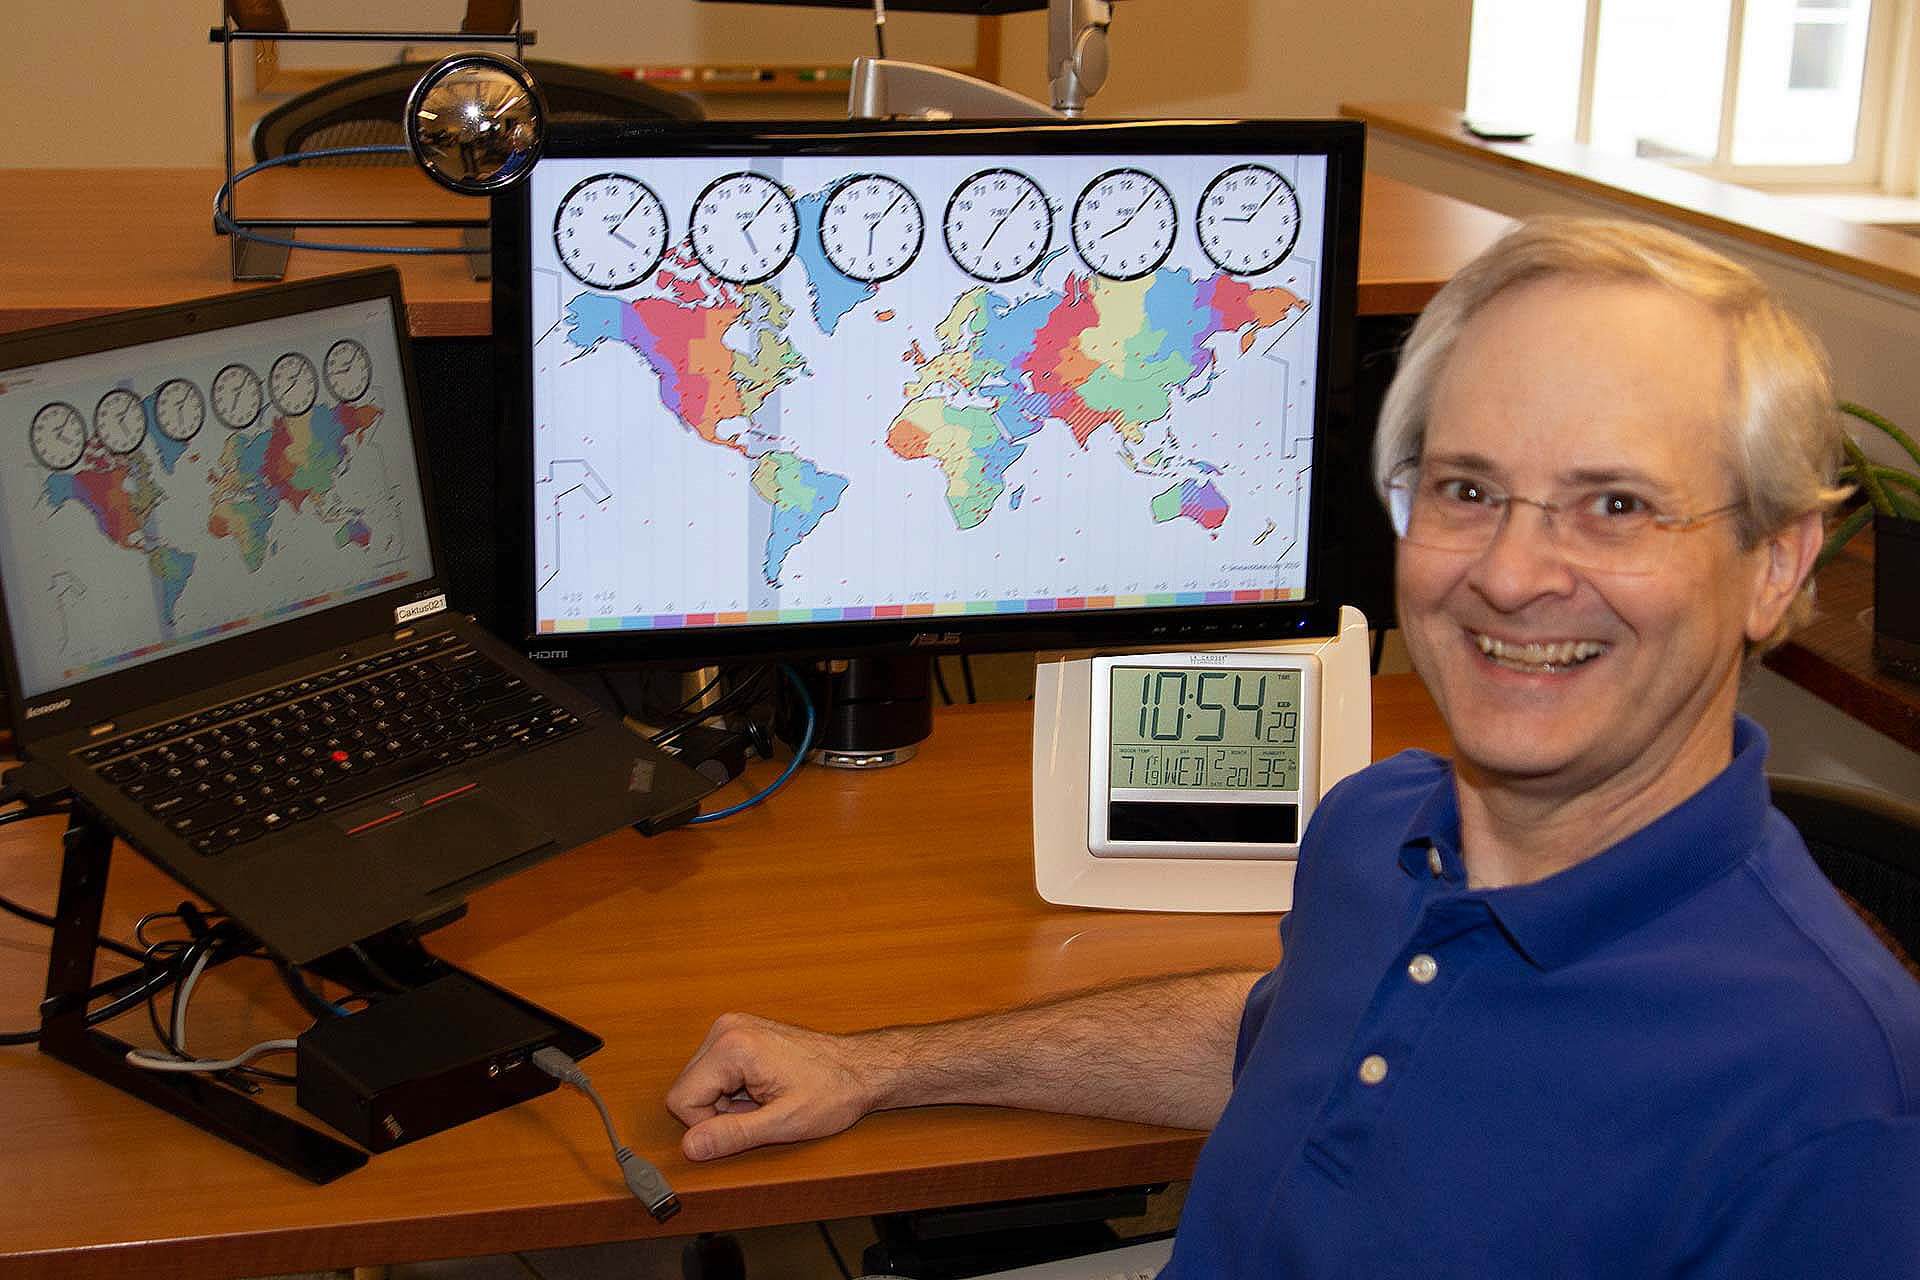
[343,785,557,892]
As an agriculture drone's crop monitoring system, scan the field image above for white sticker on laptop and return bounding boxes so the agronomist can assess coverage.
[395,593,448,625]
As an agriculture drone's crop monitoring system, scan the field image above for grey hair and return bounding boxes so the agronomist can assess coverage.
[1371,215,1848,652]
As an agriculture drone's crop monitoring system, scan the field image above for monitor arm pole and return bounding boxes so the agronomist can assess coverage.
[848,0,1113,120]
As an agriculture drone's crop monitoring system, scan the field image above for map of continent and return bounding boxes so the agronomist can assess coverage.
[794,188,877,337]
[207,400,384,572]
[564,254,852,585]
[42,448,197,627]
[891,267,1307,533]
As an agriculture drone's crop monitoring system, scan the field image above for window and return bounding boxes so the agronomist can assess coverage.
[1467,0,1894,187]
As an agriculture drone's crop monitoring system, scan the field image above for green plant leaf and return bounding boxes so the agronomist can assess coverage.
[1840,401,1920,471]
[1840,433,1896,515]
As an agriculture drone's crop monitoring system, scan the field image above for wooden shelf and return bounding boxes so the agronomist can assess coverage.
[1765,526,1920,753]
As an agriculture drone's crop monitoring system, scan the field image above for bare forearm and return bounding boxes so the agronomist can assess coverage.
[851,968,1263,1130]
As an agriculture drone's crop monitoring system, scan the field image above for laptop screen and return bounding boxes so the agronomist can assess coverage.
[0,294,437,702]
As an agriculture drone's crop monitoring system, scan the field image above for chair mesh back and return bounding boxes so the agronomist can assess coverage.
[1772,774,1920,981]
[299,120,408,163]
[1803,838,1920,966]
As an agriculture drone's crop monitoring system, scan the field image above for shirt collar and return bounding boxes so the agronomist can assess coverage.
[1397,768,1466,884]
[1396,716,1773,971]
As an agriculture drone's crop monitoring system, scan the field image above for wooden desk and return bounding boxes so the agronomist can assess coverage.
[0,167,1513,336]
[0,676,1445,1280]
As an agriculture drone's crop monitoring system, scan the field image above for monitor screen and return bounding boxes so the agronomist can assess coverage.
[492,120,1362,666]
[0,292,437,701]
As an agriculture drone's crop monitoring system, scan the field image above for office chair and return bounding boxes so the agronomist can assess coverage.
[1770,773,1920,981]
[250,57,702,164]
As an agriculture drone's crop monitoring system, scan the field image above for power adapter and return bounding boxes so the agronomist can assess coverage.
[296,972,573,1152]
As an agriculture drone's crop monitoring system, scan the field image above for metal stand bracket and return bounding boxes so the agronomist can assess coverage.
[37,806,367,1184]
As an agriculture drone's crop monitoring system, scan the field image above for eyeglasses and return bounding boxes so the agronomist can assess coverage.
[1385,461,1744,576]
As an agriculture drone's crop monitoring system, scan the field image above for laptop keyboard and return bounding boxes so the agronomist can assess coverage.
[76,632,581,857]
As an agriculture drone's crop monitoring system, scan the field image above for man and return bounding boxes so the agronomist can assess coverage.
[668,219,1920,1276]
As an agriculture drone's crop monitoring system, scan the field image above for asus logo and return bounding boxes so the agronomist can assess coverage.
[529,649,569,661]
[909,632,962,648]
[24,698,72,719]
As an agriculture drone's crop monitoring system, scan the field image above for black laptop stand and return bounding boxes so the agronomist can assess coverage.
[36,803,598,1184]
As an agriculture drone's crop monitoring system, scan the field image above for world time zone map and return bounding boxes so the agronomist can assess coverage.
[0,299,435,700]
[528,148,1328,635]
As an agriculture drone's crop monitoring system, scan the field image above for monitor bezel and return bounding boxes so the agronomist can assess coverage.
[0,268,451,746]
[491,118,1362,667]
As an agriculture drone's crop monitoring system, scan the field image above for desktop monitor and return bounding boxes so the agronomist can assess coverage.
[490,119,1363,672]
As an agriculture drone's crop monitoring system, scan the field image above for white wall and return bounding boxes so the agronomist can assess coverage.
[2,1,1472,167]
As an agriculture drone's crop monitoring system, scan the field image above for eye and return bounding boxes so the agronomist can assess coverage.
[1583,490,1654,519]
[1432,476,1495,505]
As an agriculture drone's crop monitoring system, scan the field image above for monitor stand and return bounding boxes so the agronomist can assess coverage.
[787,656,933,769]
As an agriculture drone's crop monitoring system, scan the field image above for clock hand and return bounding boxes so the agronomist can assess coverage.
[1101,199,1148,240]
[1226,180,1282,223]
[868,190,907,254]
[739,190,781,256]
[611,230,637,249]
[980,188,1029,252]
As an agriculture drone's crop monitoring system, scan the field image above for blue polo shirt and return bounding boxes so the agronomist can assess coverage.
[1165,717,1920,1279]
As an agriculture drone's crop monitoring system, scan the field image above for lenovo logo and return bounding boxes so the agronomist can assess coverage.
[24,697,72,719]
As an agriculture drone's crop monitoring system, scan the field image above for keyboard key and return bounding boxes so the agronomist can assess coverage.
[99,759,146,785]
[212,818,264,849]
[145,792,202,819]
[167,810,217,837]
[121,776,173,802]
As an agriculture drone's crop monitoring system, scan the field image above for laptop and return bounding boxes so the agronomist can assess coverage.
[0,268,712,963]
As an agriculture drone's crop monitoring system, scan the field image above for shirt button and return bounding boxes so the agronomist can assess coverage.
[1358,1054,1389,1086]
[1427,846,1444,877]
[1408,953,1439,984]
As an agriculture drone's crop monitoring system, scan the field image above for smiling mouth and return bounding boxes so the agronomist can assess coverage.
[1473,632,1609,674]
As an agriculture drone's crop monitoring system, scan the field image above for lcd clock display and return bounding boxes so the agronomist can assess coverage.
[1108,665,1303,791]
[1088,652,1320,858]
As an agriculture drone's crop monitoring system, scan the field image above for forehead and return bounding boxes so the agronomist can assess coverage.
[1425,277,1734,486]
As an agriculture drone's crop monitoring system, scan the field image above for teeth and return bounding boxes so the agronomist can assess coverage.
[1474,633,1606,670]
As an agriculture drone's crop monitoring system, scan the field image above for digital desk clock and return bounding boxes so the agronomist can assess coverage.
[1089,652,1321,859]
[1033,605,1371,912]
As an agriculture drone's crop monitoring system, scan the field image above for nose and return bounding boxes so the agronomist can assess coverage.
[1465,498,1580,610]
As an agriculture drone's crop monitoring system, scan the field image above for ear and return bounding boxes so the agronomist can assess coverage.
[1745,510,1823,646]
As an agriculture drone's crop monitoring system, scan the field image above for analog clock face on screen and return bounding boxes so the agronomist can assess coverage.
[690,171,799,285]
[1072,167,1177,281]
[820,174,924,284]
[324,338,373,403]
[212,363,264,430]
[93,388,147,454]
[153,378,205,442]
[1197,164,1301,276]
[552,172,669,290]
[30,401,86,470]
[943,168,1051,283]
[269,352,318,418]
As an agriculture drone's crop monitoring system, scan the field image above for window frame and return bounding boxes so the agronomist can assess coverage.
[1478,0,1906,191]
